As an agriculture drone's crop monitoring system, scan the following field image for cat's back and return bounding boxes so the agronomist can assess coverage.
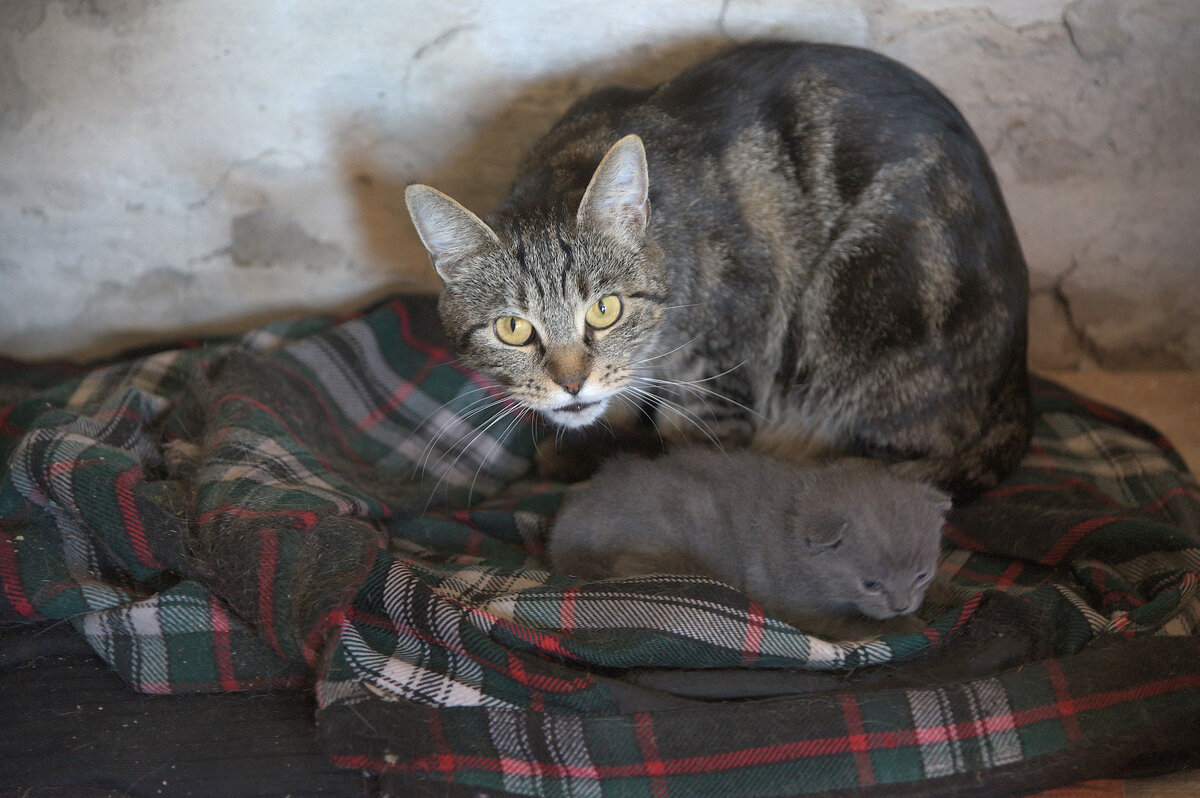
[647,41,964,135]
[502,41,979,209]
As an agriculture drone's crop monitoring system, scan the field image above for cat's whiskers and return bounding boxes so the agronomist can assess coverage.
[407,384,494,451]
[413,399,499,482]
[411,385,496,438]
[614,392,666,448]
[412,392,510,479]
[626,329,709,368]
[466,407,531,507]
[623,384,725,451]
[596,415,618,441]
[419,393,520,481]
[633,366,768,422]
[423,400,526,512]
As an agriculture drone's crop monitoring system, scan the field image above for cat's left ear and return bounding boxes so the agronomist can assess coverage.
[800,512,848,553]
[577,134,650,245]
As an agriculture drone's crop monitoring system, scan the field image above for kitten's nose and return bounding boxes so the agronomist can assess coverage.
[888,592,915,614]
[559,379,584,396]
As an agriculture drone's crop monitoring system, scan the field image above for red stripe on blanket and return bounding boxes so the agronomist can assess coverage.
[560,585,579,633]
[1041,517,1122,566]
[633,712,671,798]
[258,527,281,653]
[196,505,319,530]
[741,600,765,665]
[839,693,877,786]
[209,594,240,691]
[0,531,39,618]
[115,466,161,570]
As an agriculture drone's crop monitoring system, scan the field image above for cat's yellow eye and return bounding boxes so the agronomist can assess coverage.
[585,295,623,330]
[494,316,534,346]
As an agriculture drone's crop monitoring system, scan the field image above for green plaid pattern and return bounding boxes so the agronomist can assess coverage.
[2,296,1199,796]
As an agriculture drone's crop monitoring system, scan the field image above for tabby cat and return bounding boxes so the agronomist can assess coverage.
[405,41,1032,497]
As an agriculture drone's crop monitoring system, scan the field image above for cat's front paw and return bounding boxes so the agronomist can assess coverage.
[535,422,667,482]
[875,613,926,635]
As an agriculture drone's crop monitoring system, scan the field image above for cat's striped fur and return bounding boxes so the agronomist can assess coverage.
[406,41,1032,497]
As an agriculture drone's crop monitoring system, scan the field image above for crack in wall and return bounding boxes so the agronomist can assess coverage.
[716,0,735,41]
[1049,260,1103,366]
[401,24,478,94]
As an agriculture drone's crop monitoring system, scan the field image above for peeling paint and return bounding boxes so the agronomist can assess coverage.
[0,2,49,35]
[62,0,159,30]
[230,209,344,271]
[0,41,32,131]
[1063,0,1130,61]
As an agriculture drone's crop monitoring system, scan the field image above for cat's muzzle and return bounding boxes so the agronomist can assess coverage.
[542,397,607,428]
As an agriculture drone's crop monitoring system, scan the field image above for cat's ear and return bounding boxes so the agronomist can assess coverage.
[404,185,501,282]
[800,512,849,553]
[577,134,650,245]
[924,485,954,519]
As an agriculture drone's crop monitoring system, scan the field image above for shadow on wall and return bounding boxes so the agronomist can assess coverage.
[339,36,735,290]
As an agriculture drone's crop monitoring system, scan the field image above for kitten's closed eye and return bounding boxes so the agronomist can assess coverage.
[862,579,882,593]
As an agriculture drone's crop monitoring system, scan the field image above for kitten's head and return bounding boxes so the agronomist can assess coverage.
[785,464,951,620]
[405,136,669,428]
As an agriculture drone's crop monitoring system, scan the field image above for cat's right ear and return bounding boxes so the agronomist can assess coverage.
[577,134,650,245]
[404,185,501,282]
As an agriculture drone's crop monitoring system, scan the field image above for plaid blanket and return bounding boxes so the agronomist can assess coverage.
[2,295,1199,797]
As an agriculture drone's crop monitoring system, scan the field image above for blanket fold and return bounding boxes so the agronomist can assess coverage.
[2,295,1199,796]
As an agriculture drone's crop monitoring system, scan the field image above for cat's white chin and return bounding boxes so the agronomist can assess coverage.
[542,398,609,428]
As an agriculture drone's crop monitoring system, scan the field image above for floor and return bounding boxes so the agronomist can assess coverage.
[1027,371,1200,798]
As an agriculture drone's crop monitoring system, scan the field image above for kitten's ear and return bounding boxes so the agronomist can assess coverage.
[404,184,501,282]
[925,485,954,519]
[800,512,849,553]
[577,134,650,245]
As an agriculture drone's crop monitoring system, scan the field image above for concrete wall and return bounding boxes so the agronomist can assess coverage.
[1,0,1197,368]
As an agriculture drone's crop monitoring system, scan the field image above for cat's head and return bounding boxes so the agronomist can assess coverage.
[404,135,669,428]
[785,465,951,620]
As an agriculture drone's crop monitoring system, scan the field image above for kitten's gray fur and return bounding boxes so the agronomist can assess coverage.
[406,41,1032,497]
[549,449,950,638]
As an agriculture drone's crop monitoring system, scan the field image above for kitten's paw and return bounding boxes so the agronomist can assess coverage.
[785,611,926,640]
[876,613,926,635]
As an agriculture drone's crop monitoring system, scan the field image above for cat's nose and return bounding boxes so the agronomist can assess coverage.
[547,350,590,396]
[888,593,914,614]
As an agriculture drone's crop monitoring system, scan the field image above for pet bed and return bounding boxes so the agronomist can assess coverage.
[2,296,1198,797]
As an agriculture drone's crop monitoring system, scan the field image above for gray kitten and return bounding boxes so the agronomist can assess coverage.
[548,449,950,638]
[405,41,1031,497]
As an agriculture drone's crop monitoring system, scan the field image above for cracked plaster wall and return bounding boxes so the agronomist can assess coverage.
[1,0,1197,367]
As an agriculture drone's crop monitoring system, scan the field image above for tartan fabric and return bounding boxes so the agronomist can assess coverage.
[2,295,1199,796]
